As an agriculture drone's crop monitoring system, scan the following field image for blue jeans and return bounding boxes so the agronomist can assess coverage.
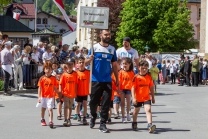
[23,65,31,83]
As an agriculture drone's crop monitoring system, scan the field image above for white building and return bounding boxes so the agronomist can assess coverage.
[76,0,98,48]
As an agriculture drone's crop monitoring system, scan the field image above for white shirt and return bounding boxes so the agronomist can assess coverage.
[22,53,30,65]
[116,47,139,60]
[146,59,152,69]
[31,52,39,62]
[42,52,52,63]
[170,63,177,73]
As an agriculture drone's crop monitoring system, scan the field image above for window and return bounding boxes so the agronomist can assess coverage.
[198,8,201,18]
[60,29,66,33]
[37,18,41,24]
[42,18,48,24]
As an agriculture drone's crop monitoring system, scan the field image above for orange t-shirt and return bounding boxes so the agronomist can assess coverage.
[111,73,120,97]
[38,75,57,98]
[119,70,135,90]
[54,80,59,99]
[77,69,90,96]
[132,74,154,102]
[60,71,78,98]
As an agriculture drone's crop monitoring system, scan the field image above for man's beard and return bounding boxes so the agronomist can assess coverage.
[102,37,111,44]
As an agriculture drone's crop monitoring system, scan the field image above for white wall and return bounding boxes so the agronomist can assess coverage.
[37,13,69,33]
[76,0,98,49]
[62,31,76,49]
[29,19,35,30]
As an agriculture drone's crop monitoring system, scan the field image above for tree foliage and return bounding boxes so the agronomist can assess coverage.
[0,0,12,14]
[116,0,195,53]
[98,0,125,48]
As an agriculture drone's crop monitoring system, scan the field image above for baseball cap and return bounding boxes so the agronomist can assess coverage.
[123,37,131,43]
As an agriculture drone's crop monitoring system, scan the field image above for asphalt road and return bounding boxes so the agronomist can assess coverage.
[0,84,208,139]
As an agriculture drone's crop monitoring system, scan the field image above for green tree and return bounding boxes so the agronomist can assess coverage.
[116,0,194,53]
[0,0,12,14]
[42,0,52,13]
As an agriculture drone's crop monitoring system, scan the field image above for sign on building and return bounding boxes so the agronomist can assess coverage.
[79,6,109,29]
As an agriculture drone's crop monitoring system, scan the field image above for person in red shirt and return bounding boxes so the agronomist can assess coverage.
[75,57,90,125]
[119,58,135,123]
[38,62,59,128]
[59,58,78,126]
[131,60,156,133]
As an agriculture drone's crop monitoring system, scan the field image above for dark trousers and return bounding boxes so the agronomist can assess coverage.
[3,70,10,93]
[192,72,199,86]
[90,82,112,124]
[186,73,191,86]
[171,73,176,83]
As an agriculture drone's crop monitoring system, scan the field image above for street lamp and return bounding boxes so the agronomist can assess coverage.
[144,45,150,52]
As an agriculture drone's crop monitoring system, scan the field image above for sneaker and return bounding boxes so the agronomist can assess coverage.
[107,118,111,124]
[49,121,53,128]
[132,122,138,131]
[127,114,131,121]
[78,114,81,122]
[97,112,101,119]
[57,116,62,120]
[122,118,127,123]
[148,124,156,133]
[63,119,69,127]
[86,113,89,118]
[73,114,78,120]
[99,123,109,133]
[155,90,157,94]
[41,119,47,126]
[83,118,88,125]
[3,93,12,96]
[114,113,120,119]
[68,119,72,126]
[90,117,96,128]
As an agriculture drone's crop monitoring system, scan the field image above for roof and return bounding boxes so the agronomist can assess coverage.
[181,0,201,3]
[31,28,61,35]
[6,3,35,19]
[38,11,77,23]
[0,16,34,32]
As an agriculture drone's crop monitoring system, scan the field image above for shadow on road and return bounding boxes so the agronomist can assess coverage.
[155,93,180,96]
[14,94,38,98]
[0,104,5,107]
[140,112,176,114]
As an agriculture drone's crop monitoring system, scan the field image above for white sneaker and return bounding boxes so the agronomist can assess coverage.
[127,114,131,121]
[122,118,127,123]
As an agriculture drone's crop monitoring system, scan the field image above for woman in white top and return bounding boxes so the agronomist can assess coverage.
[169,60,177,84]
[166,60,171,83]
[31,46,40,88]
[22,46,32,87]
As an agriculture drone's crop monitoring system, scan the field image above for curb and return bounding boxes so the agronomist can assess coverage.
[0,89,38,95]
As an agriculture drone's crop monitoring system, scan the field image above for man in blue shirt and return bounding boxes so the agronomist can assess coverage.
[156,60,162,84]
[86,29,119,133]
[60,44,69,63]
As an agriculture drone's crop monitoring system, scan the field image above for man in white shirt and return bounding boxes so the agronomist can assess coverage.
[116,37,139,67]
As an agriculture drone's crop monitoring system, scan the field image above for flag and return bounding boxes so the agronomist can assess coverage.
[13,12,20,20]
[53,0,76,32]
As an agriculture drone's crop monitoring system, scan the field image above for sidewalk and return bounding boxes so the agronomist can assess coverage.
[0,89,38,95]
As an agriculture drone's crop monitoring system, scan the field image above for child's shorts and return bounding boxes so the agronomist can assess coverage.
[134,100,151,108]
[153,80,157,85]
[75,95,88,102]
[63,96,74,108]
[122,90,131,95]
[56,98,63,104]
[40,97,54,109]
[113,96,121,104]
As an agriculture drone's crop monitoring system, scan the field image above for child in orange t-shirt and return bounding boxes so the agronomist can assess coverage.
[54,68,64,120]
[131,60,156,133]
[38,62,59,128]
[119,58,135,123]
[75,57,90,125]
[59,58,78,126]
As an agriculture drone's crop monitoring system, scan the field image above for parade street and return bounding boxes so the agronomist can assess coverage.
[0,84,208,139]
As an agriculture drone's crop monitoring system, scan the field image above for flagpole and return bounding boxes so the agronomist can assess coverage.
[35,0,37,32]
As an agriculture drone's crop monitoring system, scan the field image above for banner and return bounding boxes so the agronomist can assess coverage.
[13,12,20,20]
[79,6,109,29]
